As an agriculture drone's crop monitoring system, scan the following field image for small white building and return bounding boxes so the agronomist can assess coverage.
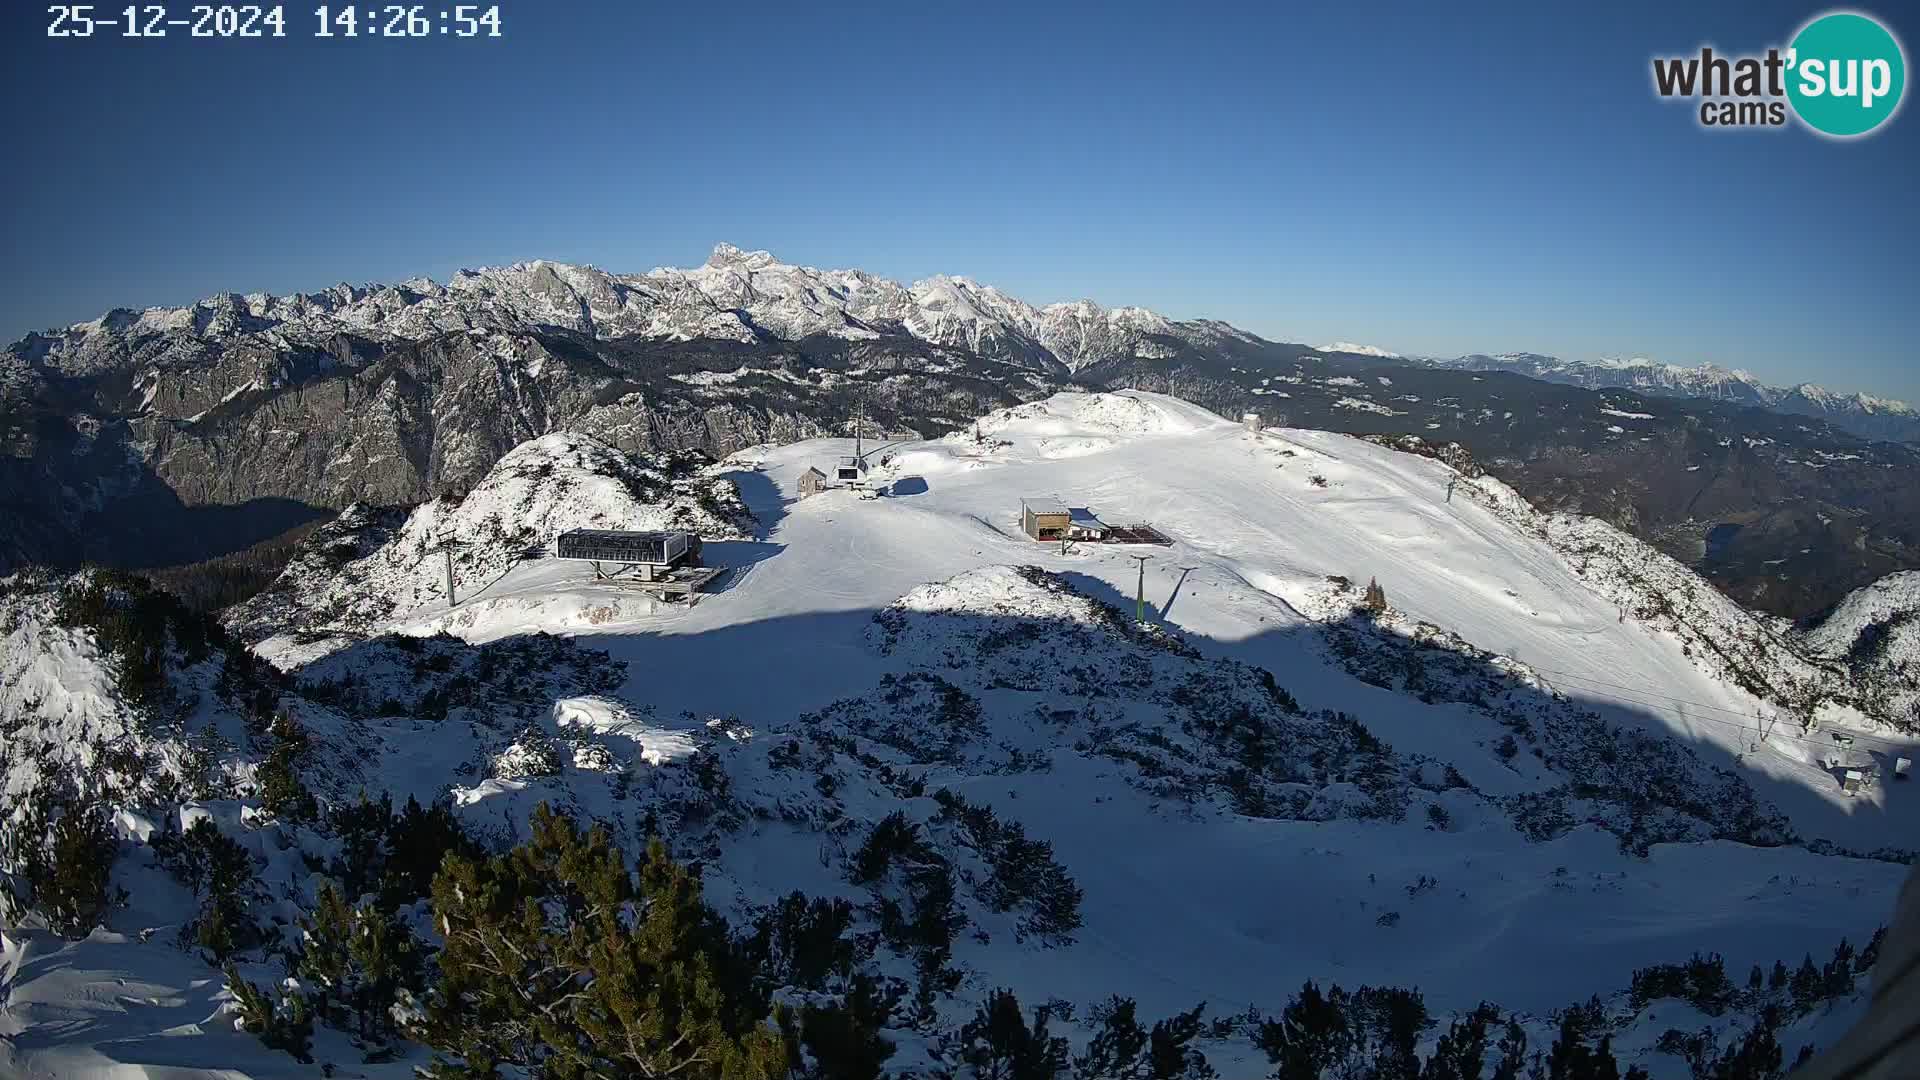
[1068,508,1109,541]
[1242,412,1263,433]
[835,456,868,484]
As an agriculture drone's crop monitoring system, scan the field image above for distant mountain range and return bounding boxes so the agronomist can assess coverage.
[13,245,1910,442]
[8,243,1251,382]
[1400,352,1920,444]
[7,243,1920,619]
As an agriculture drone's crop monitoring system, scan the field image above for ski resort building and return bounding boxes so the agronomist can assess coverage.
[1020,498,1172,545]
[555,529,697,580]
[552,528,724,604]
[1242,412,1263,433]
[1021,498,1072,541]
[798,467,828,498]
[1068,509,1109,541]
[835,456,868,484]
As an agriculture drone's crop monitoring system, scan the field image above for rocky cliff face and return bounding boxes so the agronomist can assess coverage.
[2,317,1051,571]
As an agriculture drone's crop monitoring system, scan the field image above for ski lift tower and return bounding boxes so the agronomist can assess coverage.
[838,394,879,498]
[1128,553,1154,626]
[424,539,471,610]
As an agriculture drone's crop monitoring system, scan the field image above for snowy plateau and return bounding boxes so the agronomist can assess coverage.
[1,391,1915,1079]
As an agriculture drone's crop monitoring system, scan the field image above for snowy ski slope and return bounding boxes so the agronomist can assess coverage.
[390,391,1914,852]
[5,391,1914,1079]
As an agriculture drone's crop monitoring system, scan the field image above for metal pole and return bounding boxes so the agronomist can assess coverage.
[1130,554,1152,625]
[444,548,455,609]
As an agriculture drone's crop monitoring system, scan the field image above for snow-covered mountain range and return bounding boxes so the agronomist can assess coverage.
[8,243,1920,626]
[1415,353,1920,444]
[16,247,1910,441]
[1316,342,1402,358]
[2,391,1915,1078]
[13,244,1248,380]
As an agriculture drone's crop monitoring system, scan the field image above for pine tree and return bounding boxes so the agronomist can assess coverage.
[1591,1036,1621,1080]
[226,963,315,1064]
[1491,1018,1529,1080]
[955,989,1069,1080]
[1075,998,1149,1080]
[1821,940,1856,999]
[1789,955,1822,1011]
[342,898,422,1043]
[1144,1002,1217,1080]
[322,792,480,910]
[256,711,317,820]
[1353,986,1429,1080]
[780,973,898,1080]
[748,891,858,994]
[1702,1007,1785,1080]
[1423,1003,1499,1080]
[1364,577,1389,614]
[1858,927,1884,974]
[297,880,422,1041]
[1074,997,1216,1080]
[328,791,394,901]
[1257,981,1352,1080]
[1545,1003,1605,1080]
[1682,953,1734,1015]
[13,790,120,939]
[298,882,355,1031]
[419,803,785,1079]
[154,817,258,960]
[1654,1029,1711,1079]
[382,795,483,907]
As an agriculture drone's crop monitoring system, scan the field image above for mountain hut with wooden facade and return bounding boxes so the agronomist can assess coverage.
[1021,498,1072,541]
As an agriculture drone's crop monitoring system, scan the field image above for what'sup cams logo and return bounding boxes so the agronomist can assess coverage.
[1652,10,1906,137]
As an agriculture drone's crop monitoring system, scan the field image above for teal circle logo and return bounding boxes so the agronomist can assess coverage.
[1787,12,1906,136]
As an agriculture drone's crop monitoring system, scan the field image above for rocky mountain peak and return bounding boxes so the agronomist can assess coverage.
[703,242,781,270]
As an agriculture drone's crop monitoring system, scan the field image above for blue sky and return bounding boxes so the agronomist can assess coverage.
[4,1,1915,398]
